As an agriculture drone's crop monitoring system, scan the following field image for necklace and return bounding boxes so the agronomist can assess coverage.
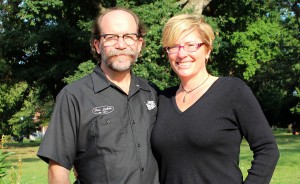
[181,74,210,103]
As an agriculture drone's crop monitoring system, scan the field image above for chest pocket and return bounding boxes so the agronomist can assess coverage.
[88,116,126,154]
[142,107,157,132]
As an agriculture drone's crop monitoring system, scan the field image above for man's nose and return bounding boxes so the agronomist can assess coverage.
[115,37,127,49]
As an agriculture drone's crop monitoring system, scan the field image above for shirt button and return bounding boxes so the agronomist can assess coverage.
[137,143,141,147]
[132,121,135,125]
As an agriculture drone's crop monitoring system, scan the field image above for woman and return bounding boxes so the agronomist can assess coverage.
[151,14,279,184]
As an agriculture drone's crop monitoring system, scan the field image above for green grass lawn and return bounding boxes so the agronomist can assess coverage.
[1,128,300,184]
[1,140,75,184]
[240,129,300,184]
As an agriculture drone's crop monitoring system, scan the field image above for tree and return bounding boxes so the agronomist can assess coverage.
[0,0,98,137]
[0,82,29,136]
[290,87,300,115]
[178,0,212,14]
[0,0,182,136]
[131,0,182,89]
[204,0,300,126]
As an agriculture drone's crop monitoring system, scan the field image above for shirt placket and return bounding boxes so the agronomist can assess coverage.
[127,89,145,178]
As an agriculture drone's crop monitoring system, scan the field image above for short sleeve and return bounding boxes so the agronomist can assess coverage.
[37,89,79,170]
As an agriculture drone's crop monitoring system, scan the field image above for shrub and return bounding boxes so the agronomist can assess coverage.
[0,135,15,184]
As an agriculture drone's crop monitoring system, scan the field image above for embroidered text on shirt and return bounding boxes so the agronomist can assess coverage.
[92,106,114,114]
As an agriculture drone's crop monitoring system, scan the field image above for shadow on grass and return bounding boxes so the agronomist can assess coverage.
[8,157,41,163]
[4,140,41,148]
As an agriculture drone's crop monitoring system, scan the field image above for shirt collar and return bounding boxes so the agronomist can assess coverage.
[91,65,152,93]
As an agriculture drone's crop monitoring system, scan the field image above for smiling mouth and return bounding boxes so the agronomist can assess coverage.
[176,61,193,66]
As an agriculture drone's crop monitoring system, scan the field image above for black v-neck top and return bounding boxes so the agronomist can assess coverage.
[151,77,279,184]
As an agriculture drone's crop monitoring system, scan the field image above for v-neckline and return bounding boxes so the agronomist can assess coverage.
[172,77,221,114]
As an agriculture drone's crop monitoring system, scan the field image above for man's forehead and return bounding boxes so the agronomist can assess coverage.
[100,10,137,30]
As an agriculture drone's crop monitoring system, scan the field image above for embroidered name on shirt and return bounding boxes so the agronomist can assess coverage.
[92,106,114,114]
[146,100,156,110]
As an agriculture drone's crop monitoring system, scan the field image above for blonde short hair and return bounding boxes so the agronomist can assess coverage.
[162,14,215,51]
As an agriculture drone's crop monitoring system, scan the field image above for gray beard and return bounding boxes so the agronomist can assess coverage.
[101,49,138,72]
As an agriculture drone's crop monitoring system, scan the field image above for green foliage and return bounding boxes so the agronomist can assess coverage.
[0,135,15,182]
[0,0,98,134]
[7,87,47,137]
[63,60,96,84]
[0,82,29,136]
[0,0,299,130]
[131,0,181,88]
[207,0,300,125]
[0,0,97,94]
[17,0,63,26]
[133,61,179,90]
[0,59,10,82]
[290,87,300,115]
[0,82,28,114]
[231,17,284,80]
[0,151,14,180]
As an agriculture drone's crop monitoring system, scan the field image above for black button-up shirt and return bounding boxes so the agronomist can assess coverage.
[38,65,159,184]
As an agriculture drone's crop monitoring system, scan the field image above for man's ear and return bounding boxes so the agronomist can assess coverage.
[137,37,144,54]
[94,39,101,54]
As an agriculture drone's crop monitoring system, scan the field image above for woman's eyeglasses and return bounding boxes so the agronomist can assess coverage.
[165,42,205,54]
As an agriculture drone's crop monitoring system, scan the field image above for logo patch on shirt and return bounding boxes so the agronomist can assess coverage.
[92,106,114,115]
[146,100,156,110]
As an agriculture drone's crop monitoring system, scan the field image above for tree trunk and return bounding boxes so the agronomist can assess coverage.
[177,0,212,14]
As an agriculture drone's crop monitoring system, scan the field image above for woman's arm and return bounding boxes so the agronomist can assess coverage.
[233,82,280,184]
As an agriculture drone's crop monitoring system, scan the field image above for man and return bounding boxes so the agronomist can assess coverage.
[37,7,159,184]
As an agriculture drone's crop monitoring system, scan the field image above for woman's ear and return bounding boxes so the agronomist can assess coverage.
[205,50,212,63]
[206,50,212,59]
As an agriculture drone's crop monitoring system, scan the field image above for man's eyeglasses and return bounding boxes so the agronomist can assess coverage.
[164,42,205,54]
[99,33,140,46]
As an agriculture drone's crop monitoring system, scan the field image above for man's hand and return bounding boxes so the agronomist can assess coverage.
[48,160,70,184]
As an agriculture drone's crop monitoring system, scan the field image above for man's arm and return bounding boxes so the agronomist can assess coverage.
[48,160,71,184]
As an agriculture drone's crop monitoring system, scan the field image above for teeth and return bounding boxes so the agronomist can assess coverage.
[177,61,192,66]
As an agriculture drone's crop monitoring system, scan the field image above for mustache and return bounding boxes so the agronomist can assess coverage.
[106,50,136,58]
